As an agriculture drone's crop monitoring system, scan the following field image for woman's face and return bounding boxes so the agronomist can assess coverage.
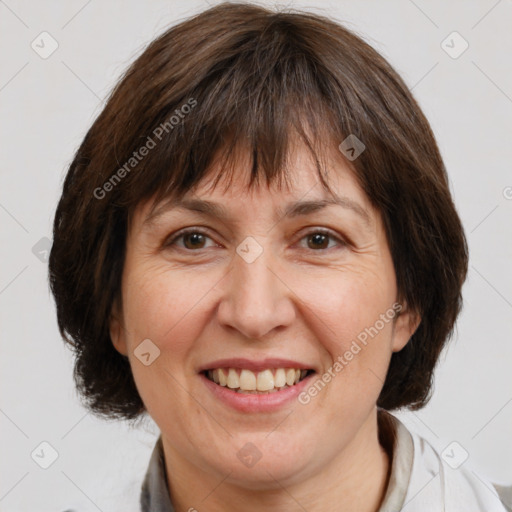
[110,142,417,487]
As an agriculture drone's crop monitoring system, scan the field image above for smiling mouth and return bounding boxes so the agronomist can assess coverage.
[203,367,315,394]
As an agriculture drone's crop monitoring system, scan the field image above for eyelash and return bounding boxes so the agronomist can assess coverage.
[165,227,348,252]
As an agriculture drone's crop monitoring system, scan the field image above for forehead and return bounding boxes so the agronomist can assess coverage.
[132,140,375,230]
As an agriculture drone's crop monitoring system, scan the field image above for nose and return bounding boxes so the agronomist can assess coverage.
[216,243,296,340]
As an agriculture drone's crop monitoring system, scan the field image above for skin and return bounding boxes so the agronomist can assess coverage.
[110,140,420,512]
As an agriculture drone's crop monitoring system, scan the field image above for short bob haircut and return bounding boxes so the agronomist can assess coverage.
[49,2,468,422]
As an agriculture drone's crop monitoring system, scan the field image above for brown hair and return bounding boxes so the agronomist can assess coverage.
[49,2,468,422]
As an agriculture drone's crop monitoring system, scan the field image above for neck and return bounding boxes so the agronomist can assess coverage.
[162,408,392,512]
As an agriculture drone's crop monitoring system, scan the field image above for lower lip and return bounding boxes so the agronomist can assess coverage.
[200,372,316,413]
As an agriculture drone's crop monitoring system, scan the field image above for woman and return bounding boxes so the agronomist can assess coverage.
[48,3,510,511]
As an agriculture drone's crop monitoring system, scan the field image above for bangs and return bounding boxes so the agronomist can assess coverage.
[119,17,355,222]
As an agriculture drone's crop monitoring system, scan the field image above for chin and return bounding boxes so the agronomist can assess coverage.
[205,435,317,488]
[223,459,311,490]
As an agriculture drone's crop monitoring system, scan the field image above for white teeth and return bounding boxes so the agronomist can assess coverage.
[239,369,257,390]
[256,369,274,391]
[227,368,239,389]
[274,368,286,388]
[206,367,310,392]
[286,368,296,386]
[218,368,227,386]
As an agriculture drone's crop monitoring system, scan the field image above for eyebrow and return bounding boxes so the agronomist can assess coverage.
[143,196,371,228]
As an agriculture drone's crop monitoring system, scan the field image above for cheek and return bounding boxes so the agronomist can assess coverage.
[122,263,223,359]
[294,265,398,419]
[296,262,396,352]
[294,272,397,419]
[120,266,211,424]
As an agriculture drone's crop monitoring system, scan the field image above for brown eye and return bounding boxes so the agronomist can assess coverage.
[166,229,215,250]
[182,232,207,249]
[307,232,330,250]
[299,229,347,251]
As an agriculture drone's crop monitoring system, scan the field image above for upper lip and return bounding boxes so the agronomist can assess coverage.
[198,358,316,373]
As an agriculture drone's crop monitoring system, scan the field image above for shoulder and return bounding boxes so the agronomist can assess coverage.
[403,423,511,511]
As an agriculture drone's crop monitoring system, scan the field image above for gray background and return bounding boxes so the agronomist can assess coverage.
[1,0,511,510]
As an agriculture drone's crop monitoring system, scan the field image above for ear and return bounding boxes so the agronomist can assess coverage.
[109,298,128,356]
[391,301,421,353]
